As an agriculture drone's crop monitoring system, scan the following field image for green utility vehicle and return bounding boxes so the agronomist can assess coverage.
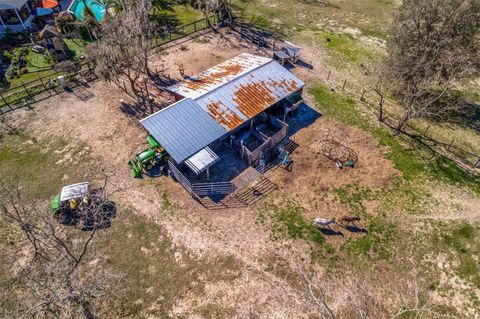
[128,135,169,178]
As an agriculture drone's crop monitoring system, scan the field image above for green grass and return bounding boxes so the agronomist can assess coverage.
[152,4,204,27]
[0,133,92,200]
[25,50,54,72]
[64,38,88,60]
[341,217,397,260]
[320,32,377,69]
[259,198,325,246]
[332,183,374,216]
[430,222,480,289]
[309,84,480,193]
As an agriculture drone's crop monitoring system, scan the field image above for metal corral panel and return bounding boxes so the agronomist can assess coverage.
[168,53,272,100]
[185,147,220,175]
[195,60,304,131]
[140,98,226,163]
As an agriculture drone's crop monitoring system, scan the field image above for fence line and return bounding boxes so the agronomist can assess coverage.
[168,161,193,195]
[0,16,217,114]
[233,20,480,172]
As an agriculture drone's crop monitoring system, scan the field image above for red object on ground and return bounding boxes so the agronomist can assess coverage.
[38,0,59,8]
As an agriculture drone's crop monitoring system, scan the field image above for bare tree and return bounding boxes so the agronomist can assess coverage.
[341,268,443,319]
[385,0,480,131]
[0,179,117,319]
[87,0,154,98]
[194,0,234,26]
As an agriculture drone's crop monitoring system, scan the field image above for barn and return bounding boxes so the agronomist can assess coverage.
[140,53,304,194]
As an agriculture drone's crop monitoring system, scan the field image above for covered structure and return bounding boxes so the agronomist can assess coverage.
[140,53,304,193]
[0,0,39,34]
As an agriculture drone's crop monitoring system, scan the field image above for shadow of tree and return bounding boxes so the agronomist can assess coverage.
[119,100,166,120]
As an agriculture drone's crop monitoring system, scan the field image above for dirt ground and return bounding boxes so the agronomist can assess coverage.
[1,30,456,318]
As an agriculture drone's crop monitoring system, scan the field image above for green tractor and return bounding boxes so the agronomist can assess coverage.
[128,135,169,178]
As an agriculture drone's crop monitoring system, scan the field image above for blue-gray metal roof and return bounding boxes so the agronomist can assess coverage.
[140,98,226,163]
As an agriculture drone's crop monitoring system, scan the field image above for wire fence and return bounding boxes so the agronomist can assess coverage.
[232,20,479,174]
[0,15,217,115]
[299,64,480,173]
[0,61,97,114]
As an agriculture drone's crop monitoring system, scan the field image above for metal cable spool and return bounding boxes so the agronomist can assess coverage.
[318,129,357,164]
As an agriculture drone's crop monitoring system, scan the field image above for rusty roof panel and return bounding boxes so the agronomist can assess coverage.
[194,59,304,129]
[168,53,272,99]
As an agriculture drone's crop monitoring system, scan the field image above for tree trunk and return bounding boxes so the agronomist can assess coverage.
[144,53,152,78]
[378,94,384,122]
[396,109,412,133]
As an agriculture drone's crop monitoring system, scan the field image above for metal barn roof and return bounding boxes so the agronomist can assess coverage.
[143,54,304,164]
[168,53,272,100]
[195,61,304,131]
[168,53,304,131]
[140,98,226,163]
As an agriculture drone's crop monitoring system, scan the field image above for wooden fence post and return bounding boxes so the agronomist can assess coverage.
[448,138,454,151]
[360,89,366,101]
[342,79,347,91]
[38,74,48,91]
[423,125,431,137]
[327,70,331,82]
[20,81,32,100]
[0,92,10,108]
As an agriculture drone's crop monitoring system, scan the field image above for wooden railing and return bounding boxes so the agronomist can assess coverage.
[153,15,216,48]
[0,61,96,113]
[243,117,289,165]
[168,159,264,198]
[270,120,289,147]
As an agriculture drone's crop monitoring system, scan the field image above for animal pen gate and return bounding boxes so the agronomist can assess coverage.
[242,117,289,165]
[168,160,265,198]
